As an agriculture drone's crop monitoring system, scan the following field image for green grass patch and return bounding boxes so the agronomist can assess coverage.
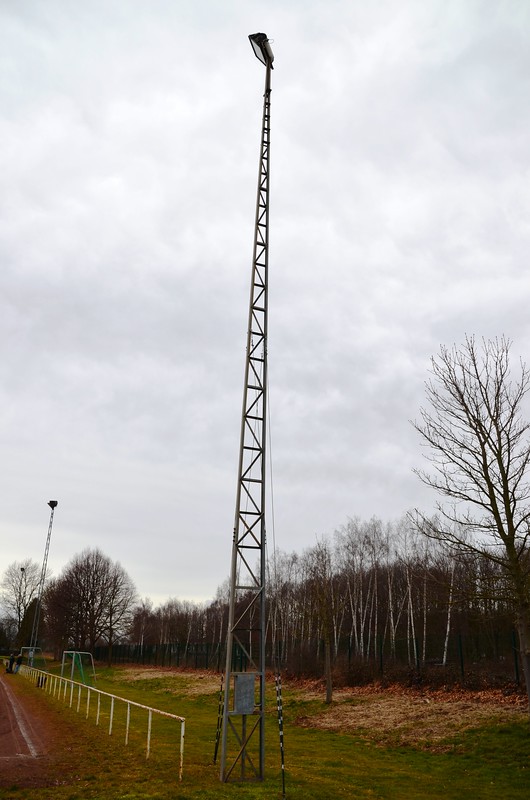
[5,666,529,800]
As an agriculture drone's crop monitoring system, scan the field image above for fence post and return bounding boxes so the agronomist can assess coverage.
[19,665,185,774]
[147,709,152,759]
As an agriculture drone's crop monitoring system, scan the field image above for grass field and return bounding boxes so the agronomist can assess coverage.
[5,665,530,800]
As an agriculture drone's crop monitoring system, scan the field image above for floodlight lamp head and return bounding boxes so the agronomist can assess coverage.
[249,32,274,68]
[48,500,58,509]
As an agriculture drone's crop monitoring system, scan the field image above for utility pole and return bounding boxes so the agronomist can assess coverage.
[29,500,58,665]
[219,33,274,783]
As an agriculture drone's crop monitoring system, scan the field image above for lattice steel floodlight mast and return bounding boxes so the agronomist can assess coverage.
[219,32,274,783]
[29,500,58,666]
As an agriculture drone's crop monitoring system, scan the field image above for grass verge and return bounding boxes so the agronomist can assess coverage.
[3,665,529,800]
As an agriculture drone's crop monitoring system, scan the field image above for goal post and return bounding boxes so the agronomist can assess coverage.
[20,646,46,671]
[61,651,97,685]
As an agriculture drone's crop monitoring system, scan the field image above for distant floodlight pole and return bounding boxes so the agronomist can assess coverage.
[29,500,58,665]
[219,33,274,783]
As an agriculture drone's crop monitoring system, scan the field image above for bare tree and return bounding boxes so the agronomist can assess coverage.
[45,549,137,653]
[105,560,138,663]
[412,336,530,706]
[130,598,156,649]
[0,559,41,640]
[267,550,303,667]
[306,539,335,703]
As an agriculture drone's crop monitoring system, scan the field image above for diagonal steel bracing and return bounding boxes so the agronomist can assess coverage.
[220,34,273,783]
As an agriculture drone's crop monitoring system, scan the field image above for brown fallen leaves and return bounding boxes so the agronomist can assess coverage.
[294,682,528,750]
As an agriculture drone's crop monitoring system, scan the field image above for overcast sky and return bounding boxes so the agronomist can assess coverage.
[2,1,530,606]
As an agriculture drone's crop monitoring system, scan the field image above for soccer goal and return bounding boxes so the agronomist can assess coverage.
[61,651,97,685]
[20,646,46,671]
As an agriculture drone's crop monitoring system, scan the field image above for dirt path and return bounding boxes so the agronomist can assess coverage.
[0,672,45,757]
[0,672,57,787]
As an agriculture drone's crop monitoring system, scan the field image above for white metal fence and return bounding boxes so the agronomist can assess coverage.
[20,665,185,781]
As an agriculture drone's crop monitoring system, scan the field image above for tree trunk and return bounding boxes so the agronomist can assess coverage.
[442,562,455,667]
[422,571,427,666]
[515,606,530,708]
[324,633,333,704]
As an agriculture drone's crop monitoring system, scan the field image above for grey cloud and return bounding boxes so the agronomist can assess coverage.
[2,1,530,602]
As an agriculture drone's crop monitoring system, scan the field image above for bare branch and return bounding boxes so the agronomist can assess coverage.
[411,336,530,705]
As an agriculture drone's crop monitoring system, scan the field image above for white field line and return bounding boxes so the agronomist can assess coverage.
[1,678,40,757]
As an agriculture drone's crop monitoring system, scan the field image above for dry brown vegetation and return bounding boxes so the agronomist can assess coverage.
[295,681,528,750]
[119,666,222,694]
[118,668,529,752]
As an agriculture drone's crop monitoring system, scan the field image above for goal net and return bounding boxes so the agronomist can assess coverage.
[61,651,97,685]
